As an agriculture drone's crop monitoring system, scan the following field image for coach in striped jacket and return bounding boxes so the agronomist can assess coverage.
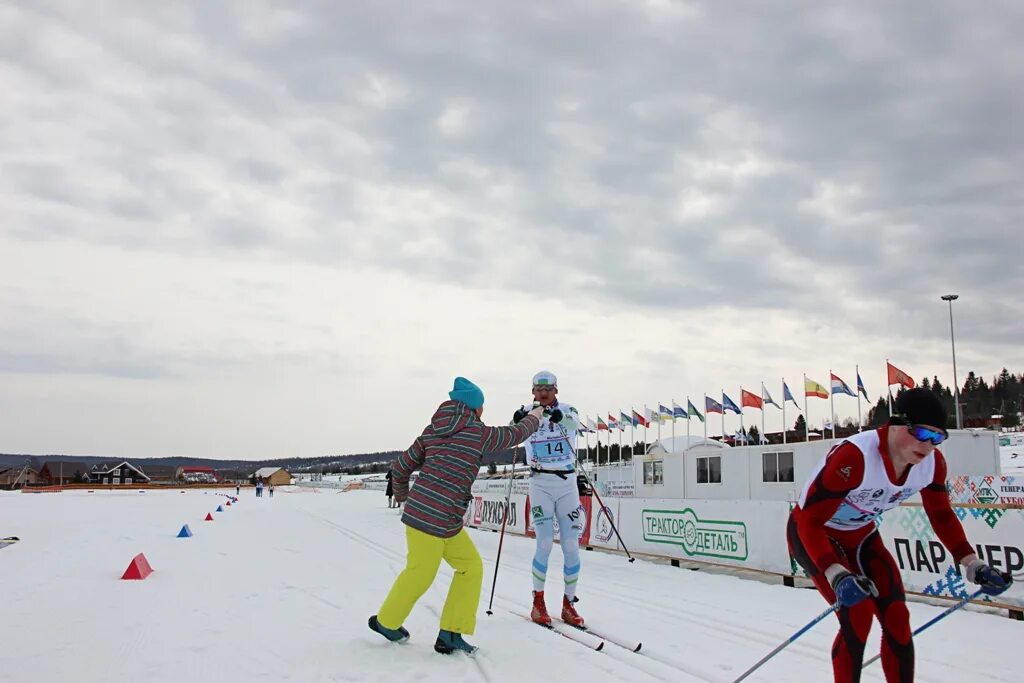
[369,376,543,655]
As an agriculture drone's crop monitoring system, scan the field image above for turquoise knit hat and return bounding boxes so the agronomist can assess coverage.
[449,376,484,409]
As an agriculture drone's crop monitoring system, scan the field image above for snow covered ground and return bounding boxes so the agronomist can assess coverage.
[1001,445,1024,476]
[1,487,1020,682]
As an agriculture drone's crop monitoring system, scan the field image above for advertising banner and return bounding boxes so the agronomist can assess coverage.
[878,504,1024,608]
[615,498,793,573]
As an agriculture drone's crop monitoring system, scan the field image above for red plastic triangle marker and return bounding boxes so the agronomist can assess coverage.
[121,553,154,580]
[205,512,214,521]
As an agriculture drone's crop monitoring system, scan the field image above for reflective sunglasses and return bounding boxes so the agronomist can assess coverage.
[909,425,947,446]
[533,385,556,392]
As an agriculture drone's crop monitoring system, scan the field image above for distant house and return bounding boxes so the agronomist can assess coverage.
[0,466,39,489]
[138,465,177,483]
[38,461,90,485]
[252,467,291,487]
[175,466,220,484]
[89,461,151,485]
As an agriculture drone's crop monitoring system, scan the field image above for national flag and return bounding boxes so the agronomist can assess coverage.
[633,409,650,428]
[805,377,829,399]
[672,400,688,418]
[607,414,619,430]
[723,393,741,414]
[830,372,856,397]
[705,396,724,414]
[586,417,598,432]
[762,386,781,409]
[741,389,763,410]
[597,416,608,431]
[783,382,800,408]
[887,362,915,389]
[647,407,665,424]
[857,372,869,400]
[621,410,636,427]
[688,399,705,422]
[659,404,674,420]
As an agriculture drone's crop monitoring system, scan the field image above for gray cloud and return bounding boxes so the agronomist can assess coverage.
[1,1,1021,456]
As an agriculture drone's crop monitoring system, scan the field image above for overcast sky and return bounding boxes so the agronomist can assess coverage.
[1,1,1021,460]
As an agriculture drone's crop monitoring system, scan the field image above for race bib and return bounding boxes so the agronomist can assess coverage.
[529,437,571,466]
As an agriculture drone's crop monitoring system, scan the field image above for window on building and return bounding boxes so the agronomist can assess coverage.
[643,460,665,485]
[762,451,795,483]
[696,455,721,484]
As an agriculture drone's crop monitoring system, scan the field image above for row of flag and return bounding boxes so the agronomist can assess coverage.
[577,362,915,434]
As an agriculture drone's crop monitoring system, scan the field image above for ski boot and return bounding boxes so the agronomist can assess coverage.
[434,629,478,655]
[531,590,552,626]
[561,595,584,627]
[368,615,409,643]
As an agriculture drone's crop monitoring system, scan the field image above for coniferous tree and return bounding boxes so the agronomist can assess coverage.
[794,414,807,433]
[868,396,890,426]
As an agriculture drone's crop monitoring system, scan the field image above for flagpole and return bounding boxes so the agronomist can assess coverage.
[671,399,676,449]
[737,387,744,444]
[703,395,707,441]
[829,369,836,439]
[720,390,725,441]
[618,417,623,467]
[586,419,591,466]
[761,383,766,443]
[687,396,692,443]
[629,410,635,461]
[803,374,810,442]
[886,359,892,417]
[856,365,862,431]
[643,404,648,450]
[782,378,787,445]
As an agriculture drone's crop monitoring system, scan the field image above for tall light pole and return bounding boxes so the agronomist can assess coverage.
[941,294,962,429]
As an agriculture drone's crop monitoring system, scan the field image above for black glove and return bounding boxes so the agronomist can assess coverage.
[546,408,563,423]
[830,570,878,607]
[966,559,1014,596]
[512,406,529,424]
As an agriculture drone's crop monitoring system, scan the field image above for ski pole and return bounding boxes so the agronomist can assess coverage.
[485,450,520,615]
[861,588,985,669]
[732,603,838,682]
[558,424,635,562]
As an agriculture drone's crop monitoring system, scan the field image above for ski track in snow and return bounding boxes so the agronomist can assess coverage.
[1,487,1020,683]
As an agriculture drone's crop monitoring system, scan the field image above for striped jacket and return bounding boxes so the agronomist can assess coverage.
[393,400,540,538]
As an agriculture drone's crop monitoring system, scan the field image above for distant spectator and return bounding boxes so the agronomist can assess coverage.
[256,480,264,498]
[269,485,274,498]
[385,470,395,508]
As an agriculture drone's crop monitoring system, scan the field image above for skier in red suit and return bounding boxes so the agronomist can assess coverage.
[788,388,1012,682]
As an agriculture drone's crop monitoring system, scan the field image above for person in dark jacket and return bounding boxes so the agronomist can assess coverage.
[368,377,543,655]
[385,470,395,508]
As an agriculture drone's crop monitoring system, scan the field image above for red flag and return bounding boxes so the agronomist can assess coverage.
[741,389,763,409]
[632,409,650,428]
[886,362,915,388]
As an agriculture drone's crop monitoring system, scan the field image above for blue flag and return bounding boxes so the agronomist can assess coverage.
[783,382,800,408]
[723,393,741,414]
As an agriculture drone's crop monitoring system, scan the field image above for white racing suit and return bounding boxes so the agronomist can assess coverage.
[522,402,584,600]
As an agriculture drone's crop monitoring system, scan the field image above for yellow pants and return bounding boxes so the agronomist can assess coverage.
[377,526,483,635]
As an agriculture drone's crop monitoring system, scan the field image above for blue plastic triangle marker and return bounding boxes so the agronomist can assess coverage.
[177,524,193,538]
[216,505,224,512]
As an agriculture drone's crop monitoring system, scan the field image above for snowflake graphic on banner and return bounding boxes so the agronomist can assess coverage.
[922,565,969,599]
